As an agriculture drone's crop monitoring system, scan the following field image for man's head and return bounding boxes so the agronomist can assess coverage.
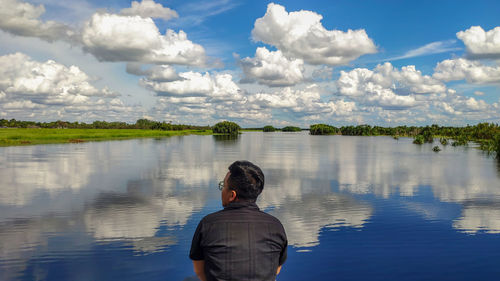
[221,160,264,206]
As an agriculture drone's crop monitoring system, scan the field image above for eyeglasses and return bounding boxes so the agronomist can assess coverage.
[218,180,224,191]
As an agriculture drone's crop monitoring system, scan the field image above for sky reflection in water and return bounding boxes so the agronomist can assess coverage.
[0,132,499,280]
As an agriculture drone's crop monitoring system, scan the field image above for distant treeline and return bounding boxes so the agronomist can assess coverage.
[0,118,210,131]
[310,123,500,156]
[260,125,304,132]
[309,123,499,139]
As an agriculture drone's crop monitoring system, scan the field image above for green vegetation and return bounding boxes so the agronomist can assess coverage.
[310,124,338,135]
[433,146,441,152]
[0,128,211,146]
[303,122,500,158]
[3,118,500,159]
[0,118,209,131]
[212,121,240,135]
[263,125,276,132]
[452,135,469,147]
[413,135,424,144]
[495,135,500,159]
[281,126,301,132]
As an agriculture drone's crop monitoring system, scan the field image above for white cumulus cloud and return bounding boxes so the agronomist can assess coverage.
[252,3,377,65]
[337,62,446,109]
[457,26,500,59]
[239,47,305,87]
[141,71,243,101]
[126,63,181,82]
[248,85,356,116]
[433,58,500,83]
[81,13,206,65]
[0,0,76,42]
[0,52,138,121]
[120,0,178,20]
[0,52,102,105]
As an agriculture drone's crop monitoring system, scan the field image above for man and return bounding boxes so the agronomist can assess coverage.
[189,160,288,281]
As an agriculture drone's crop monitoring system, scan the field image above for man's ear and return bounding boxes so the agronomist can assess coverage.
[229,190,237,202]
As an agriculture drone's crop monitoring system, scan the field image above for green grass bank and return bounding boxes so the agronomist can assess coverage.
[0,128,212,146]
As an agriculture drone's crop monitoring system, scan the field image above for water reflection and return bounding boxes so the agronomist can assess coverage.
[268,193,372,248]
[212,134,240,142]
[453,200,500,234]
[1,132,500,280]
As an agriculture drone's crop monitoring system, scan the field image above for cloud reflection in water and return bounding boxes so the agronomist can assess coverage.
[0,132,499,279]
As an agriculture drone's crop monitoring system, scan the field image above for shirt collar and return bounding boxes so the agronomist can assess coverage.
[224,201,260,211]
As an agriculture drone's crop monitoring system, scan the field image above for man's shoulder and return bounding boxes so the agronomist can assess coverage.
[200,207,284,228]
[256,210,284,225]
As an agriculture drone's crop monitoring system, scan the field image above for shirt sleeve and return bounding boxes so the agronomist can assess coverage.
[279,239,288,265]
[278,223,288,265]
[189,220,204,260]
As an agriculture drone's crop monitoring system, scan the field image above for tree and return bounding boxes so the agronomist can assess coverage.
[263,125,276,132]
[281,126,301,132]
[212,121,241,135]
[310,124,338,135]
[413,135,424,144]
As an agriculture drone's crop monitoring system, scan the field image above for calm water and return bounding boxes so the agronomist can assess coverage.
[1,132,500,280]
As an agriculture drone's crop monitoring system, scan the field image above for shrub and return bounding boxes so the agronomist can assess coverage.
[281,126,301,132]
[310,124,338,135]
[422,130,434,143]
[432,146,441,152]
[212,121,240,135]
[495,133,500,159]
[451,135,469,146]
[263,125,276,132]
[440,138,449,145]
[413,135,424,144]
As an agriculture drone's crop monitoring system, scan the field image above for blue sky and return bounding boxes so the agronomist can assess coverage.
[1,0,499,127]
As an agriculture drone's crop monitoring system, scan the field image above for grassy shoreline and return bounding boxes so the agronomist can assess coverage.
[0,128,213,147]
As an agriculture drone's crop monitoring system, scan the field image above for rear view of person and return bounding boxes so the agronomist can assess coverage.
[189,160,288,281]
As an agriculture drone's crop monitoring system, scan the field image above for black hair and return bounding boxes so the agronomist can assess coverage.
[227,160,264,202]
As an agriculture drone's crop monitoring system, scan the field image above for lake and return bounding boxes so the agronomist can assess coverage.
[1,132,500,280]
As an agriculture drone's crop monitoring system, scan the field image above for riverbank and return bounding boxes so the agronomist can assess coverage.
[0,128,212,146]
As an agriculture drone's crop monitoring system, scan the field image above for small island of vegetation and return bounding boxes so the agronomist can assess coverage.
[281,126,302,132]
[310,124,338,135]
[263,125,276,132]
[212,121,241,135]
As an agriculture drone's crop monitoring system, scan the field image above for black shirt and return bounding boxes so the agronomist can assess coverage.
[189,201,288,281]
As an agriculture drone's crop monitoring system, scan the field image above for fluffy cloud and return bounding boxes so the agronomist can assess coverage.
[252,3,377,65]
[1,1,206,66]
[120,0,178,20]
[457,26,500,58]
[239,47,305,87]
[0,52,103,104]
[126,63,181,82]
[337,62,446,109]
[433,58,500,83]
[141,71,243,101]
[81,13,206,65]
[435,96,490,114]
[0,0,76,42]
[248,85,356,116]
[0,52,139,121]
